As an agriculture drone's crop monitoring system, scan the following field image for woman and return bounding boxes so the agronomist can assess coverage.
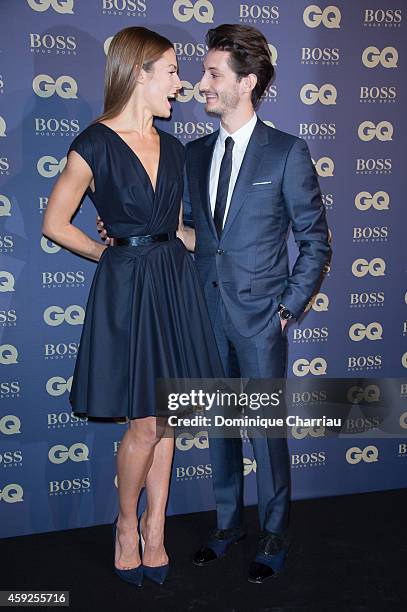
[42,27,223,587]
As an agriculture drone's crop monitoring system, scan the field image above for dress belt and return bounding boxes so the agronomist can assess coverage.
[115,232,177,246]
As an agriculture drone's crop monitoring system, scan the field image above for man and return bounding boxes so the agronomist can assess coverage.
[182,24,330,584]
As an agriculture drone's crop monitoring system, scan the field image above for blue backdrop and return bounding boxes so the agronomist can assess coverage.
[0,0,406,538]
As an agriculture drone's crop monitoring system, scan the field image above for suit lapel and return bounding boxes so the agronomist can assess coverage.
[199,131,218,239]
[221,119,269,242]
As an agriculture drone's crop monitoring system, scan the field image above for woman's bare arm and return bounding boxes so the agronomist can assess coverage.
[176,201,195,252]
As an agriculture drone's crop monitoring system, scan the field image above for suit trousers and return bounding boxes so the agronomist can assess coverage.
[209,296,291,534]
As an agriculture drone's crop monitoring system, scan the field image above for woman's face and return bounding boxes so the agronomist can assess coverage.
[143,48,182,118]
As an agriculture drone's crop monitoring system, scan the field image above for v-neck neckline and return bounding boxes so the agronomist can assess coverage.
[97,122,162,196]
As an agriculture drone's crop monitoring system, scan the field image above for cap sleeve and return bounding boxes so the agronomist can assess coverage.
[68,128,95,174]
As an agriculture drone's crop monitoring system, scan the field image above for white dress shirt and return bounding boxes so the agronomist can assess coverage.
[209,113,258,228]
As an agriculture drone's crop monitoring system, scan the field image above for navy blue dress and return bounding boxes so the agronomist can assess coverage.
[68,123,223,419]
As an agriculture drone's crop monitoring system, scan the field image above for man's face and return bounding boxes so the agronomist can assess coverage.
[199,49,241,117]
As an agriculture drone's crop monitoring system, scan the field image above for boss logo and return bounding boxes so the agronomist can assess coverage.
[356,158,392,174]
[44,342,79,359]
[175,464,212,480]
[175,431,209,451]
[293,327,329,342]
[359,86,396,102]
[0,195,12,217]
[304,292,329,313]
[41,237,61,254]
[0,271,15,292]
[0,235,13,250]
[364,9,402,26]
[173,42,207,60]
[347,355,382,370]
[260,85,277,102]
[173,0,214,23]
[0,158,10,174]
[102,0,147,13]
[0,74,4,91]
[0,344,18,365]
[39,197,48,212]
[0,483,24,503]
[0,381,20,397]
[35,118,80,135]
[0,415,21,435]
[42,271,85,287]
[313,157,334,177]
[347,384,380,404]
[345,417,380,433]
[46,376,73,396]
[358,120,393,142]
[300,83,337,105]
[178,81,205,103]
[353,226,388,242]
[0,116,6,137]
[27,0,74,13]
[398,443,407,457]
[362,46,398,68]
[355,191,390,211]
[350,292,385,307]
[291,452,326,467]
[299,123,336,139]
[293,357,327,377]
[291,425,325,439]
[352,258,386,277]
[303,5,341,28]
[29,34,77,53]
[48,443,89,464]
[346,445,378,464]
[48,412,88,427]
[0,450,23,466]
[37,156,67,178]
[173,122,214,138]
[43,305,84,326]
[0,309,17,326]
[49,477,90,495]
[292,390,327,404]
[349,322,383,342]
[321,193,333,208]
[239,4,279,22]
[301,47,339,64]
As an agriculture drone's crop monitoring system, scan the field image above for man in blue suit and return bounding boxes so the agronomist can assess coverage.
[183,24,331,583]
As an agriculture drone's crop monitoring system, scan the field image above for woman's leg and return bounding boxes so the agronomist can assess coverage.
[141,420,174,566]
[115,416,165,569]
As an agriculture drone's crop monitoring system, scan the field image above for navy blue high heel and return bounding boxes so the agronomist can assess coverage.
[112,516,143,586]
[139,513,169,585]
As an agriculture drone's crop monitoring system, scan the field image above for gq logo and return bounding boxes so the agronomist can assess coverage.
[347,384,380,404]
[0,415,21,435]
[43,305,85,326]
[178,81,205,103]
[402,352,407,369]
[243,458,257,475]
[0,344,18,365]
[33,74,78,99]
[349,322,383,342]
[0,195,12,217]
[293,357,327,377]
[268,43,277,66]
[0,483,24,503]
[173,0,214,23]
[0,271,15,292]
[358,121,393,142]
[37,156,67,178]
[400,412,407,429]
[305,292,329,313]
[346,445,378,464]
[0,116,6,137]
[48,443,89,464]
[300,83,337,105]
[46,376,73,396]
[303,5,341,28]
[176,431,209,451]
[362,47,398,68]
[313,157,334,177]
[352,258,385,277]
[291,426,325,439]
[355,191,390,211]
[41,237,61,254]
[27,0,74,13]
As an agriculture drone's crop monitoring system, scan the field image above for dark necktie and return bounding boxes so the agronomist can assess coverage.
[213,136,234,239]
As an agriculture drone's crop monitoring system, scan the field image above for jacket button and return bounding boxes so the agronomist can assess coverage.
[212,281,218,287]
[216,249,224,255]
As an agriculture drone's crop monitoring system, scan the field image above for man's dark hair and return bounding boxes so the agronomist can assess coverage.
[205,24,274,107]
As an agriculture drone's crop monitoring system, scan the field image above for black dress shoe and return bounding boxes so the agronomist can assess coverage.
[247,531,289,584]
[193,528,246,566]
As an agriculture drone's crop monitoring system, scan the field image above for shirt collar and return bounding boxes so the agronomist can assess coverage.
[218,113,258,152]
